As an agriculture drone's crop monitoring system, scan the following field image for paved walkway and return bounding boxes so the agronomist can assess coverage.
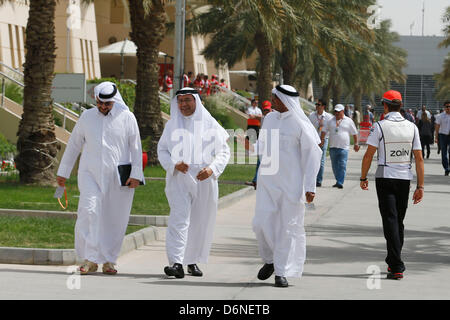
[1,145,449,299]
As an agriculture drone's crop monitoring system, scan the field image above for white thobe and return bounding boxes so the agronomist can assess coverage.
[157,115,230,266]
[57,106,143,264]
[253,111,321,278]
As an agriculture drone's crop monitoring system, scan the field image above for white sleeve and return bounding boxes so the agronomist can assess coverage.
[349,119,358,136]
[57,114,86,178]
[300,129,322,193]
[157,125,177,175]
[322,118,331,133]
[127,113,144,181]
[209,135,231,179]
[366,122,381,148]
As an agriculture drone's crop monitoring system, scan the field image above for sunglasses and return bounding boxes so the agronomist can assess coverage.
[96,100,113,107]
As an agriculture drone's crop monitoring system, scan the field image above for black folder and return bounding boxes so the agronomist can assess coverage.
[117,164,144,186]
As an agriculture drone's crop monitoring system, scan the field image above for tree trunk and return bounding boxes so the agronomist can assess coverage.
[353,86,363,115]
[321,84,332,112]
[128,0,166,165]
[281,36,297,85]
[332,82,342,106]
[254,31,274,107]
[15,0,59,186]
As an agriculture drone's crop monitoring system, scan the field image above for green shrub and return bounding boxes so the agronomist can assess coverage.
[4,81,23,105]
[53,111,63,127]
[0,133,16,158]
[203,95,239,129]
[87,78,135,110]
[160,100,170,115]
[235,90,253,99]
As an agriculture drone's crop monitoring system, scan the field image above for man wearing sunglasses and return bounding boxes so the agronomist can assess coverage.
[320,104,360,188]
[56,82,144,276]
[309,99,332,187]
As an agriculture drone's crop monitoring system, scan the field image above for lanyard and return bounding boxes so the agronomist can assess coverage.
[57,188,68,210]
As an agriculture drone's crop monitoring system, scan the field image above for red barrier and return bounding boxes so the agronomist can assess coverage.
[359,122,372,145]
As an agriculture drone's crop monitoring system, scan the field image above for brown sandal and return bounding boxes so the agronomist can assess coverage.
[102,262,117,275]
[78,261,98,275]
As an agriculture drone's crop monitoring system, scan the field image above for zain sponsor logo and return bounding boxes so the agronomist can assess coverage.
[390,148,410,157]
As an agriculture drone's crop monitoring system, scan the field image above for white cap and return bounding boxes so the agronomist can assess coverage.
[334,104,344,112]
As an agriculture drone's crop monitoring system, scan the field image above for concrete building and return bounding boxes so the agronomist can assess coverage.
[0,0,101,79]
[0,0,231,87]
[389,35,450,112]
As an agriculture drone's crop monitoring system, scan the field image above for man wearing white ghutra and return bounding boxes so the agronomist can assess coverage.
[252,85,322,288]
[56,81,144,275]
[157,88,230,279]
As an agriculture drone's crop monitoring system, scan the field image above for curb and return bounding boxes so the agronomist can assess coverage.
[0,226,160,266]
[218,186,254,210]
[0,209,168,227]
[0,185,252,265]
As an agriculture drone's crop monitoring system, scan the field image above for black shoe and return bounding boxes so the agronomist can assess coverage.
[386,272,403,280]
[316,182,322,187]
[445,171,449,176]
[245,181,257,190]
[164,263,184,278]
[274,276,289,287]
[257,263,274,280]
[333,183,343,189]
[187,264,203,277]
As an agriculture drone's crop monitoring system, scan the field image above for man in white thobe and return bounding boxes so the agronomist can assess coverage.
[56,81,143,275]
[252,85,322,287]
[157,88,230,279]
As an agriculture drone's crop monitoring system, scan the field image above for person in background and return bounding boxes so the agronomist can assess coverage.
[321,104,360,189]
[417,111,433,159]
[245,101,273,189]
[309,98,333,187]
[435,101,450,176]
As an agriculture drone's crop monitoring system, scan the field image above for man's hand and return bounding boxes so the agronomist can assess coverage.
[56,176,66,187]
[305,192,315,203]
[360,180,369,190]
[319,139,324,148]
[354,144,360,152]
[197,167,213,181]
[126,178,140,189]
[412,188,424,204]
[175,161,189,174]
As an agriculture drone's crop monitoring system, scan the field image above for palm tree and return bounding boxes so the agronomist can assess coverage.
[128,0,166,164]
[277,0,375,87]
[343,20,407,112]
[435,6,450,100]
[6,0,59,185]
[0,0,94,185]
[188,0,301,105]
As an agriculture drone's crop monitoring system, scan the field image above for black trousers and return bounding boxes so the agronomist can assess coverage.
[375,178,410,273]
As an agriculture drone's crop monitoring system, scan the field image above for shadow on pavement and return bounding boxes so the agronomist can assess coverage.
[306,224,450,272]
[144,280,272,288]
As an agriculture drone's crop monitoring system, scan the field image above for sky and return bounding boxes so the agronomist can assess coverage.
[376,0,448,36]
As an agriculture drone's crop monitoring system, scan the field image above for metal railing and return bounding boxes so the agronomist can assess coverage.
[120,78,172,104]
[0,61,24,77]
[0,70,79,132]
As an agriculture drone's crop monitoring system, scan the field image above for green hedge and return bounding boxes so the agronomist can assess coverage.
[202,95,239,129]
[0,133,16,158]
[87,78,135,110]
[4,81,23,105]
